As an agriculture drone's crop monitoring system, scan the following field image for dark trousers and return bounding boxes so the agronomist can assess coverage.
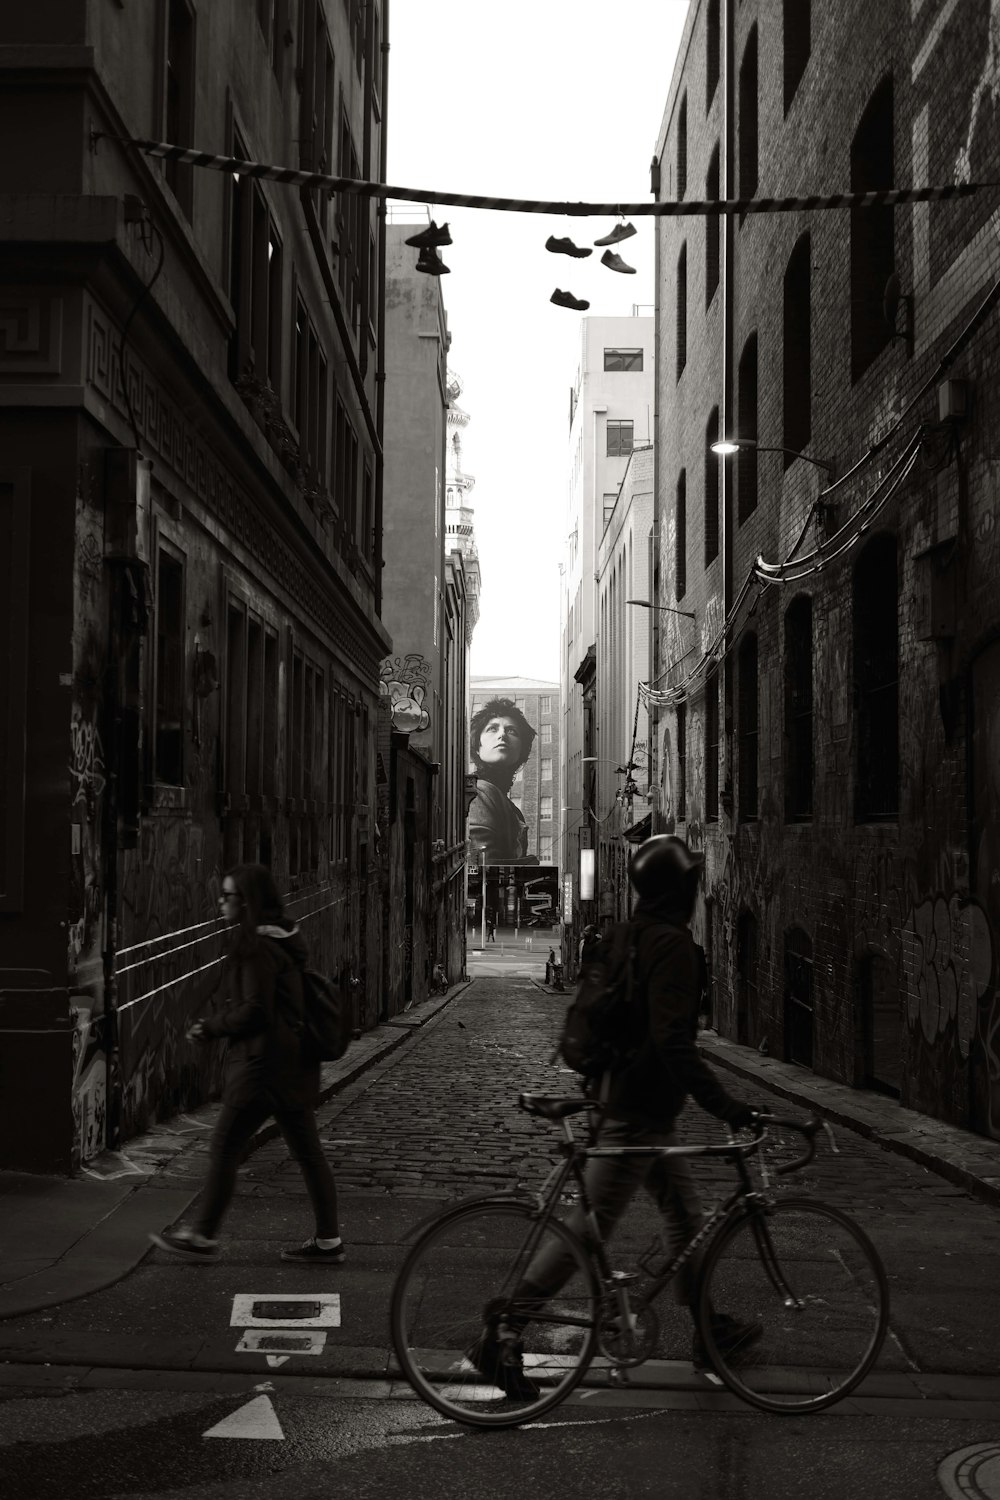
[193,1098,339,1240]
[520,1118,705,1314]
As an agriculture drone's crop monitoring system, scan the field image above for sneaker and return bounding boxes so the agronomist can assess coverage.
[545,235,592,258]
[693,1312,764,1368]
[594,221,637,246]
[416,247,450,275]
[600,249,637,275]
[467,1330,541,1402]
[405,220,452,248]
[148,1226,219,1262]
[550,289,590,311]
[280,1238,346,1264]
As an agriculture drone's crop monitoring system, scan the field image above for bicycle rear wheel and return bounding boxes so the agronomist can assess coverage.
[390,1199,599,1428]
[698,1197,888,1413]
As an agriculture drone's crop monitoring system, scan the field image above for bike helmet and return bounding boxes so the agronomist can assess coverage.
[628,835,705,904]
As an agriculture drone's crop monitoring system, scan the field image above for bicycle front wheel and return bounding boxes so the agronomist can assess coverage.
[390,1199,599,1428]
[698,1197,889,1414]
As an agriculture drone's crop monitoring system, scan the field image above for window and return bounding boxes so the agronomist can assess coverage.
[675,469,687,601]
[362,463,374,561]
[155,549,185,785]
[540,796,553,821]
[705,145,720,307]
[676,243,687,381]
[541,757,553,782]
[853,534,898,820]
[737,333,758,523]
[297,0,335,173]
[738,632,759,821]
[784,595,813,820]
[288,643,326,876]
[850,76,894,381]
[604,348,644,372]
[515,697,526,711]
[229,155,283,393]
[676,702,687,821]
[783,234,812,463]
[705,407,720,565]
[338,116,363,328]
[163,0,195,218]
[738,26,759,213]
[677,92,688,200]
[539,695,552,715]
[257,0,288,78]
[706,0,720,110]
[705,671,719,821]
[603,493,618,526]
[783,0,810,114]
[607,420,633,457]
[541,723,553,744]
[540,837,554,864]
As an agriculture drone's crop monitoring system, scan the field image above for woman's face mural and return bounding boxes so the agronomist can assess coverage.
[476,715,524,771]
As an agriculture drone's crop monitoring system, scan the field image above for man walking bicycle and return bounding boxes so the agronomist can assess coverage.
[469,835,761,1399]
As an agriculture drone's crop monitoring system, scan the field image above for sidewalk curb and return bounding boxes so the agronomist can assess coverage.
[0,982,472,1321]
[698,1032,1000,1209]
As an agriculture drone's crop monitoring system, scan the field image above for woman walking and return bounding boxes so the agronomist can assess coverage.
[149,865,343,1265]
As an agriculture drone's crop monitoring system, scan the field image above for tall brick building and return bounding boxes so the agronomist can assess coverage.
[649,0,1000,1138]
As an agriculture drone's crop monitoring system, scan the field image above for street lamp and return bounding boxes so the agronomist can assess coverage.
[626,597,696,621]
[709,437,836,476]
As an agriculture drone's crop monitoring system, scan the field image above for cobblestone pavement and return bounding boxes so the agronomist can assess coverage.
[233,975,1000,1378]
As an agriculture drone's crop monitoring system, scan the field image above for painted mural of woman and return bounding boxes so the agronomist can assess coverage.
[468,697,538,864]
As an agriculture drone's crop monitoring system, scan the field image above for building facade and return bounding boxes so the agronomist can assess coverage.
[594,444,656,925]
[380,218,471,1008]
[652,0,1000,1135]
[560,316,654,970]
[470,677,561,868]
[0,0,390,1170]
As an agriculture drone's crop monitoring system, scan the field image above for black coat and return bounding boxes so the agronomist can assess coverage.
[201,923,320,1109]
[604,908,745,1129]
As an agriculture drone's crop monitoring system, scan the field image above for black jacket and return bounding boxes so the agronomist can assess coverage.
[201,922,320,1109]
[604,906,745,1129]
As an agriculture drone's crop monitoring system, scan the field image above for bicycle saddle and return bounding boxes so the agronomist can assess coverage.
[518,1093,598,1120]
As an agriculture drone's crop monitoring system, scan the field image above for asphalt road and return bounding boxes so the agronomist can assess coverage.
[1,963,999,1499]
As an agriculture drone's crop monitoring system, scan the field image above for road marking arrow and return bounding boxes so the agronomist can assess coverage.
[203,1395,284,1441]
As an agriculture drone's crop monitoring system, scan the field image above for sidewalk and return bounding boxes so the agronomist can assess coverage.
[0,984,465,1322]
[531,977,1000,1209]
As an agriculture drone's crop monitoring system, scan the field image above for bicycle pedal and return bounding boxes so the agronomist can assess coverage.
[609,1270,640,1285]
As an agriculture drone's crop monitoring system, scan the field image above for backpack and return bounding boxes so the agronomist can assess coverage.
[555,922,642,1079]
[298,968,353,1062]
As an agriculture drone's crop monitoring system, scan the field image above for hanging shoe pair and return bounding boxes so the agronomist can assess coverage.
[406,220,452,249]
[416,247,450,275]
[546,235,592,259]
[594,221,637,247]
[551,289,590,310]
[600,248,636,275]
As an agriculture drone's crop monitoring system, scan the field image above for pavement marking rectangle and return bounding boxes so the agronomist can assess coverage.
[236,1330,328,1356]
[230,1293,341,1328]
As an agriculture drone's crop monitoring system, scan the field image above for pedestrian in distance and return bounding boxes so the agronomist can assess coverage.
[148,864,344,1266]
[486,911,497,943]
[469,834,760,1398]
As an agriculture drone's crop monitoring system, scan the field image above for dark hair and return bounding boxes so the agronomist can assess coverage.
[469,697,536,774]
[226,863,284,958]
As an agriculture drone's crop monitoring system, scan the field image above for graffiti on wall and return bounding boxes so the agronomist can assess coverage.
[379,654,431,734]
[71,1003,107,1164]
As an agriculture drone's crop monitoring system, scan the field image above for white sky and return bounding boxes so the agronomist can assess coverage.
[387,1,690,681]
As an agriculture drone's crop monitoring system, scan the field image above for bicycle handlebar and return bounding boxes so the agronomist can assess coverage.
[750,1111,825,1174]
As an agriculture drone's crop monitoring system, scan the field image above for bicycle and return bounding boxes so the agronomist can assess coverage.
[390,1093,889,1428]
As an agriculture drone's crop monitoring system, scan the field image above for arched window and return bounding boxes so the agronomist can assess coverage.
[850,76,894,381]
[705,406,720,565]
[737,333,758,522]
[783,234,811,462]
[784,927,813,1067]
[738,25,758,212]
[675,469,687,600]
[784,594,813,820]
[853,533,898,820]
[705,144,721,308]
[676,242,688,381]
[738,632,759,821]
[783,0,810,114]
[706,0,720,111]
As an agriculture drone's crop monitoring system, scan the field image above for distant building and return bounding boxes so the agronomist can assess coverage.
[470,677,561,868]
[560,316,654,968]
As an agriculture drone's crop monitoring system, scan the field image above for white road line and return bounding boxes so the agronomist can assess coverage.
[203,1395,284,1441]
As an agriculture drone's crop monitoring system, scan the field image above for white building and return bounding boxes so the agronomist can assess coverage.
[560,316,654,961]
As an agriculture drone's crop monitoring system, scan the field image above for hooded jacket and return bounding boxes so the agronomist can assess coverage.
[603,897,745,1129]
[200,921,319,1109]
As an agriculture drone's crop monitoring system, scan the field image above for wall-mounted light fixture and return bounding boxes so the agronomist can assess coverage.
[710,438,836,477]
[626,597,696,621]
